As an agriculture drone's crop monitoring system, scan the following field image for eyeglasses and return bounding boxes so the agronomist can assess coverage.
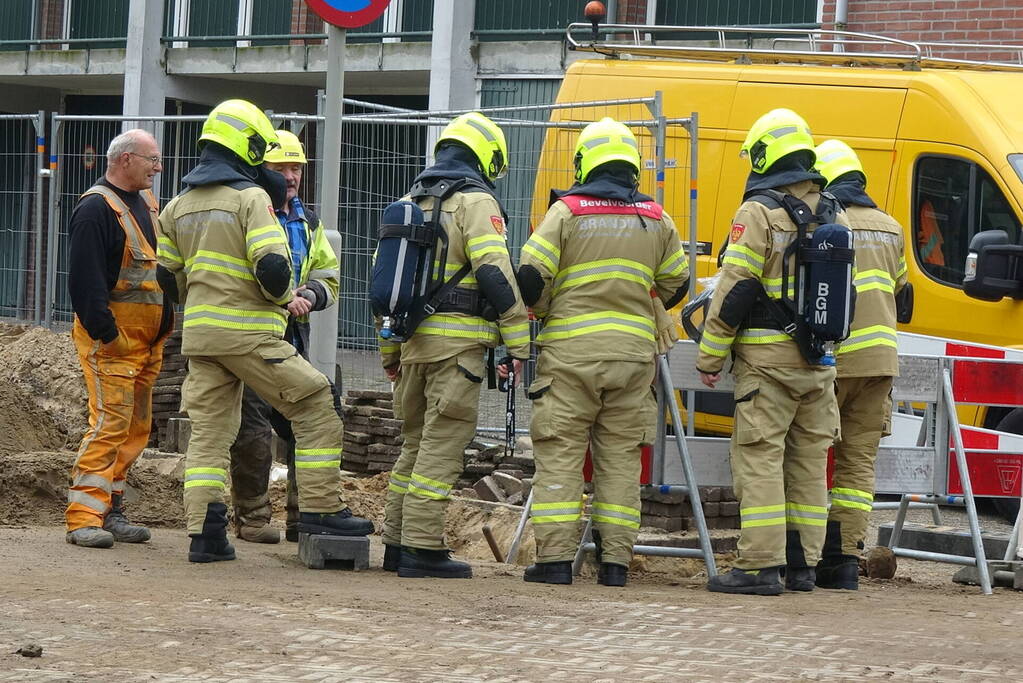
[130,152,162,165]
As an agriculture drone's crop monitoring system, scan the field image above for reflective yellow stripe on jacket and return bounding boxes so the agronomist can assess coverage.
[836,324,898,354]
[417,314,499,344]
[553,258,653,295]
[185,249,254,282]
[536,311,655,342]
[183,304,287,334]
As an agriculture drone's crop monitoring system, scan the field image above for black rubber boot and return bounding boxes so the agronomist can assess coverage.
[707,567,783,596]
[188,503,236,563]
[785,566,816,591]
[285,524,299,543]
[397,547,473,579]
[597,563,628,587]
[523,561,573,585]
[383,543,402,572]
[815,556,860,590]
[104,492,152,543]
[298,508,374,536]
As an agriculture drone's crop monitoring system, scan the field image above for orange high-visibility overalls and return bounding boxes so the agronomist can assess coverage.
[67,185,167,531]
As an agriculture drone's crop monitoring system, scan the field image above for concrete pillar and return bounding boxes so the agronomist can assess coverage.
[428,0,477,112]
[122,0,168,119]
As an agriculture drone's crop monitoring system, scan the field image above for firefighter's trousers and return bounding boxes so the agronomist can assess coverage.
[729,357,838,569]
[382,349,483,550]
[67,320,164,531]
[529,351,656,566]
[229,385,298,528]
[827,375,894,557]
[181,337,344,534]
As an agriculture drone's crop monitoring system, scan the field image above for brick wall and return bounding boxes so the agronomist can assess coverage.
[615,0,649,24]
[821,0,1023,45]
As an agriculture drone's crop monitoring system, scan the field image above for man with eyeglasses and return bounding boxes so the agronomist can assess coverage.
[65,128,173,549]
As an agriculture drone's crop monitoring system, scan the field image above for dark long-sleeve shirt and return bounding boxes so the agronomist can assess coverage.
[67,177,172,342]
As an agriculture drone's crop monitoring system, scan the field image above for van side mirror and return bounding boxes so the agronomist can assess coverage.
[962,230,1023,302]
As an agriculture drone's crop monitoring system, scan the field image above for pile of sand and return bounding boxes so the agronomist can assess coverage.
[0,323,88,449]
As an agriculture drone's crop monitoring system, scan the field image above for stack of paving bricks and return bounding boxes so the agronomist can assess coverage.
[151,325,187,450]
[640,486,739,531]
[455,440,536,492]
[341,390,403,473]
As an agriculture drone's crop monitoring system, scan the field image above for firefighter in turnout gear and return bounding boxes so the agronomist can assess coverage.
[699,109,845,595]
[156,100,372,563]
[379,112,531,578]
[228,130,341,545]
[814,139,908,590]
[517,117,689,587]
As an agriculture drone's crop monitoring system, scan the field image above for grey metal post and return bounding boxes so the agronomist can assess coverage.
[44,115,61,329]
[33,111,45,325]
[571,516,594,576]
[888,494,911,550]
[307,24,346,379]
[1005,499,1022,562]
[659,354,717,577]
[505,487,534,565]
[686,112,699,436]
[650,91,667,483]
[942,367,992,594]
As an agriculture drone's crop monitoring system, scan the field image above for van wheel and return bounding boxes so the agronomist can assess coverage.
[990,409,1023,523]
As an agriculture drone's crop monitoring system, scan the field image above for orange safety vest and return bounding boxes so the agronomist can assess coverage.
[918,200,946,266]
[81,184,164,338]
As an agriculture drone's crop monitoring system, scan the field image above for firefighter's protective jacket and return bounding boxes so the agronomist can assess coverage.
[378,148,531,368]
[828,180,907,378]
[520,187,689,363]
[157,146,295,356]
[696,179,851,374]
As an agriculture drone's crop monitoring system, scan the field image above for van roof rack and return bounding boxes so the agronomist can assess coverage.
[566,24,1023,72]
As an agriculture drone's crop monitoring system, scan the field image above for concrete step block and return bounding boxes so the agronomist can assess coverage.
[298,533,370,570]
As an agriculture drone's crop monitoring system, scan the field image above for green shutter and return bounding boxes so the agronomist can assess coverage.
[479,79,561,252]
[250,0,292,46]
[69,0,129,48]
[658,0,818,27]
[188,0,240,47]
[0,0,33,51]
[474,0,576,41]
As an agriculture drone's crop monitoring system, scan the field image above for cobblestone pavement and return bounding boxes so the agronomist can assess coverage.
[2,527,1022,682]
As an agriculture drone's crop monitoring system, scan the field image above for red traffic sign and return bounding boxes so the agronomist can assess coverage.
[305,0,391,29]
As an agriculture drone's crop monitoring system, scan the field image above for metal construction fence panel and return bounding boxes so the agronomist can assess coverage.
[0,113,45,324]
[35,99,697,433]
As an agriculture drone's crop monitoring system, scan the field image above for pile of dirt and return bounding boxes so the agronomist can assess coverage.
[0,323,88,449]
[0,378,66,456]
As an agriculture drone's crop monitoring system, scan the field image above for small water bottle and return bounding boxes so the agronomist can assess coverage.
[819,341,836,367]
[380,316,392,340]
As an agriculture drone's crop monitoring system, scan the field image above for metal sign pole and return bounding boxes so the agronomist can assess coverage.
[307,23,346,381]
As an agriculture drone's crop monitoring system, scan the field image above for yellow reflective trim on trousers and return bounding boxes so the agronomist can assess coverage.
[593,502,640,516]
[408,472,452,500]
[742,504,786,515]
[391,473,411,483]
[388,483,407,495]
[831,487,873,511]
[157,236,183,264]
[532,513,582,524]
[657,248,688,277]
[740,503,786,528]
[786,515,827,526]
[537,311,655,342]
[295,460,341,469]
[831,498,873,512]
[592,514,640,529]
[530,500,582,524]
[737,328,790,344]
[742,517,788,528]
[786,502,828,526]
[532,501,582,511]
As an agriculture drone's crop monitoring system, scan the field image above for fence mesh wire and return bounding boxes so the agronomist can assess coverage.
[0,114,43,323]
[17,97,694,434]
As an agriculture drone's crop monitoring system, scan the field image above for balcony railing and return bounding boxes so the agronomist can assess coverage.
[0,0,820,52]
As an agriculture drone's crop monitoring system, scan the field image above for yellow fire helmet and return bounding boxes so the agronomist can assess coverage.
[436,112,509,181]
[574,116,641,183]
[815,138,865,186]
[264,129,307,165]
[199,99,280,166]
[740,108,816,174]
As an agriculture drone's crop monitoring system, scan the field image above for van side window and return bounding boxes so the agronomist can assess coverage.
[914,156,1021,286]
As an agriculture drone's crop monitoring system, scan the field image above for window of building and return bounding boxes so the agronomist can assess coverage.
[914,155,1022,286]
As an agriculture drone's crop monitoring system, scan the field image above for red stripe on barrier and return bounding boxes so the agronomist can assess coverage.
[951,359,1023,406]
[948,450,1023,497]
[946,343,1005,359]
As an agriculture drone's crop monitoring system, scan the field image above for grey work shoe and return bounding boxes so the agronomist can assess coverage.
[66,526,115,549]
[103,510,152,543]
[237,522,281,544]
